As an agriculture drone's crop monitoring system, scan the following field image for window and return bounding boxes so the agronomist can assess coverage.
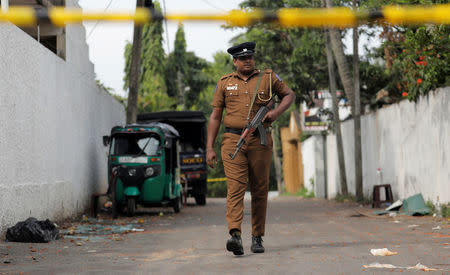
[6,0,66,59]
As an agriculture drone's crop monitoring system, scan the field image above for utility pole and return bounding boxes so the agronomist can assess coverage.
[353,0,363,201]
[322,0,348,196]
[324,29,348,196]
[126,0,145,124]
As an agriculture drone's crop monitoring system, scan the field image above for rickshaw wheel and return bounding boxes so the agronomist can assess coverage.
[127,197,136,217]
[173,197,181,213]
[195,194,206,206]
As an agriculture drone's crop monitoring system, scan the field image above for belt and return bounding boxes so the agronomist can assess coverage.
[225,127,271,136]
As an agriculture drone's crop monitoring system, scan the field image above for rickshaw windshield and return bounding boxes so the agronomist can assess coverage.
[110,133,161,156]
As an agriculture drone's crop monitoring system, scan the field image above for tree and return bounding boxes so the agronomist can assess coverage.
[125,0,144,123]
[124,0,172,113]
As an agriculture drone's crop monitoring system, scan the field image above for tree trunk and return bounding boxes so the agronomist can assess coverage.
[126,0,144,124]
[325,0,354,112]
[324,27,348,196]
[272,105,283,195]
[353,0,363,202]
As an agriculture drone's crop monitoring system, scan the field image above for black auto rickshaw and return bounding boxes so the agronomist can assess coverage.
[103,122,182,217]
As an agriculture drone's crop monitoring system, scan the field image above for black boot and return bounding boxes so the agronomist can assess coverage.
[251,236,265,253]
[226,232,244,255]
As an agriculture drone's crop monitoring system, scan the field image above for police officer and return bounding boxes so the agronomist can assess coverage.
[206,42,295,255]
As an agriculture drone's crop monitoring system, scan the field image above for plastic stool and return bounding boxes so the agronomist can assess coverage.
[372,184,393,208]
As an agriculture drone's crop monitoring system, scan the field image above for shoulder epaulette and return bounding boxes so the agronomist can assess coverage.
[264,69,273,74]
[220,73,233,80]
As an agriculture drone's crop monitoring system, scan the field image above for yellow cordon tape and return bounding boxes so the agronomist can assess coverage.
[0,4,449,27]
[207,177,227,183]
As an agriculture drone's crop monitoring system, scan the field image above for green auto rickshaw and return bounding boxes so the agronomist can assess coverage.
[102,122,182,217]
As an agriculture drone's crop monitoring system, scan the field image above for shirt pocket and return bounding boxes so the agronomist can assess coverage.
[225,90,240,103]
[255,89,271,104]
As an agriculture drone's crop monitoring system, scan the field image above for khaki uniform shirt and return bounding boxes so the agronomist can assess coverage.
[211,69,287,129]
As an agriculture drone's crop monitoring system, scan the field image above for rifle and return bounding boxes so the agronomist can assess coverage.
[228,101,274,160]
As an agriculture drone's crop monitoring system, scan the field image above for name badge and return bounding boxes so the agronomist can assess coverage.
[226,84,238,91]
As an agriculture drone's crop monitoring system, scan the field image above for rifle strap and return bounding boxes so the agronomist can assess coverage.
[246,71,264,121]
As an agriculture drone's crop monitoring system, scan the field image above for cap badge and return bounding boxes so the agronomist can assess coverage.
[243,48,247,52]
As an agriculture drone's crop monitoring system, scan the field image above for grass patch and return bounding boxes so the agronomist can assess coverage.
[282,187,315,198]
[426,201,450,218]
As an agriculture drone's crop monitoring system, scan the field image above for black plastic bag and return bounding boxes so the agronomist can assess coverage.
[6,217,60,243]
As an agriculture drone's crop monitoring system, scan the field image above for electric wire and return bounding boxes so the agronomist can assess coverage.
[198,0,227,12]
[86,0,115,40]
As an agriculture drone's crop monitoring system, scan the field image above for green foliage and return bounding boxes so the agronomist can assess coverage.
[390,25,450,101]
[207,181,227,198]
[282,187,315,198]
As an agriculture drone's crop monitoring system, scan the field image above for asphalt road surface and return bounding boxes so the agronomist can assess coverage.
[1,196,449,274]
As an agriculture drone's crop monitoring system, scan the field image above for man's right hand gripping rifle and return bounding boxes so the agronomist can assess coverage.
[228,100,274,160]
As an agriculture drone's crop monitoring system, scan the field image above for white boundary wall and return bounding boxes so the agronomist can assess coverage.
[302,88,449,204]
[0,1,126,235]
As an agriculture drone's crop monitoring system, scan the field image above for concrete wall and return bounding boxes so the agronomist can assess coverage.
[0,0,126,235]
[303,88,449,204]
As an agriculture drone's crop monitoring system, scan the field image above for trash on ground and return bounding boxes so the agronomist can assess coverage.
[386,200,403,211]
[388,212,397,217]
[402,193,431,216]
[432,226,441,230]
[76,242,83,246]
[363,262,398,269]
[408,224,419,228]
[88,250,97,253]
[370,248,398,256]
[6,217,59,243]
[131,228,144,232]
[363,262,439,271]
[406,263,438,271]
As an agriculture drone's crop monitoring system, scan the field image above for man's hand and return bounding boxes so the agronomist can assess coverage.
[206,149,217,168]
[262,110,278,123]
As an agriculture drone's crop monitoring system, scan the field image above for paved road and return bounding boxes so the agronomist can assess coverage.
[1,196,449,274]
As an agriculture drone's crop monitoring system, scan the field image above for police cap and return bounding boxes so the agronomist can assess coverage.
[227,42,256,58]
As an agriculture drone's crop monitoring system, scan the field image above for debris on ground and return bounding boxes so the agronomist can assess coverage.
[370,248,398,256]
[363,262,439,271]
[402,193,430,216]
[386,200,403,211]
[432,226,441,230]
[6,217,59,243]
[408,224,419,228]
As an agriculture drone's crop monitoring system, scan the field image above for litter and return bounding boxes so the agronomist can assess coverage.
[6,218,60,243]
[408,224,419,228]
[407,263,438,271]
[432,226,441,230]
[131,228,144,232]
[402,193,430,216]
[370,248,398,256]
[388,212,397,217]
[363,262,397,269]
[363,262,440,271]
[88,250,97,253]
[386,200,403,211]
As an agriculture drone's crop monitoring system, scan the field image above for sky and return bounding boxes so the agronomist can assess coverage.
[77,0,380,97]
[78,0,244,97]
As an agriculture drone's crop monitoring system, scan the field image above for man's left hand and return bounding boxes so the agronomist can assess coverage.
[262,110,278,123]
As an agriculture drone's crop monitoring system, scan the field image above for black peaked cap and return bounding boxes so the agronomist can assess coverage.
[227,42,256,57]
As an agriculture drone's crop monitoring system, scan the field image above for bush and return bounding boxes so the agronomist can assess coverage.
[207,182,227,198]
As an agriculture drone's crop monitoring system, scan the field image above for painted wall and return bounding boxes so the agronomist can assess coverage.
[303,88,449,204]
[0,1,126,235]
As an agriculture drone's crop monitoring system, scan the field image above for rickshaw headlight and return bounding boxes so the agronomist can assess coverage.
[145,167,155,177]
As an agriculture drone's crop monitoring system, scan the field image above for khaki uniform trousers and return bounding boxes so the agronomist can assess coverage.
[221,132,273,237]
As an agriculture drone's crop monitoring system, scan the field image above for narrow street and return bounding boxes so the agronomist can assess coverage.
[1,196,448,274]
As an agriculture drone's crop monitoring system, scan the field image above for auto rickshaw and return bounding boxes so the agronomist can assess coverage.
[102,122,183,217]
